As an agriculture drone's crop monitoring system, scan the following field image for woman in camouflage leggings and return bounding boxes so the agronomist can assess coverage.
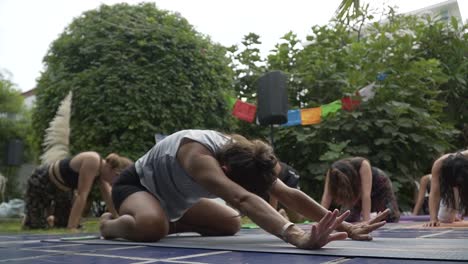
[23,152,132,229]
[23,166,73,228]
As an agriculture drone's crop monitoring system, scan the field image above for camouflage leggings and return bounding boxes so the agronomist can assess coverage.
[23,165,73,229]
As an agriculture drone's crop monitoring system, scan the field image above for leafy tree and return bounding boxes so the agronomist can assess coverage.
[336,0,360,21]
[228,33,266,102]
[226,33,269,139]
[276,12,461,210]
[230,8,465,211]
[32,3,236,160]
[415,16,468,147]
[267,32,303,107]
[0,72,32,199]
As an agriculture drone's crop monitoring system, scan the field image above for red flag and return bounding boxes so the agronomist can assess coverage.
[232,99,257,123]
[341,96,361,111]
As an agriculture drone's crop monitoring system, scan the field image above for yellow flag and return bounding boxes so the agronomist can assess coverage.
[301,107,321,125]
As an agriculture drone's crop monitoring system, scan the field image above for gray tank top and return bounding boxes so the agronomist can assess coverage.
[135,129,230,222]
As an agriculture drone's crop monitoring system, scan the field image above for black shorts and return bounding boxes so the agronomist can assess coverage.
[112,165,148,212]
[279,162,300,189]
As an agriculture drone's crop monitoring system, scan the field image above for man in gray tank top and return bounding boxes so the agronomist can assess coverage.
[101,129,391,250]
[136,130,228,221]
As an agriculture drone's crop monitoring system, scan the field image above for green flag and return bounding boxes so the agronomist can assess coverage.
[225,95,237,110]
[321,100,342,118]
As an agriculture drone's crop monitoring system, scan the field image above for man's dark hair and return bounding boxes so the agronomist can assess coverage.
[216,134,278,198]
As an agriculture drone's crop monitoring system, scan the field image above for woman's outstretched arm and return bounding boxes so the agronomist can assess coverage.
[412,175,430,215]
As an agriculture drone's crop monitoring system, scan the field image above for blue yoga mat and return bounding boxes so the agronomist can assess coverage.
[45,231,468,261]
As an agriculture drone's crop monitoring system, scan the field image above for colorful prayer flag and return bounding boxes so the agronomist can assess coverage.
[232,99,257,123]
[377,72,388,81]
[358,82,376,102]
[301,107,321,125]
[341,96,361,111]
[321,100,342,118]
[225,95,237,110]
[282,109,302,127]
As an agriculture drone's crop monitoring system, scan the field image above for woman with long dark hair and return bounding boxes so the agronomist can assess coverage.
[321,157,400,223]
[425,149,468,227]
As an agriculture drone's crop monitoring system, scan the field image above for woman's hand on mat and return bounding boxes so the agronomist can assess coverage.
[293,209,349,249]
[347,209,390,240]
[423,220,440,227]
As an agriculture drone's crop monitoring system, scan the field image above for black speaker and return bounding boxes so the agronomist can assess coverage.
[5,139,23,166]
[257,71,288,125]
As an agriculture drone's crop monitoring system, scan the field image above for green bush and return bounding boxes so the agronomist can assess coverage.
[32,3,236,159]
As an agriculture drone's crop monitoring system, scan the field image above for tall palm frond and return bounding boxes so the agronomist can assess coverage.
[40,91,72,165]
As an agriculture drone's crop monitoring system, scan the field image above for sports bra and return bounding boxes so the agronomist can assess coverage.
[58,158,80,189]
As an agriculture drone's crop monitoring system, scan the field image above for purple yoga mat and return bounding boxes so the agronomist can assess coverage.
[399,215,430,221]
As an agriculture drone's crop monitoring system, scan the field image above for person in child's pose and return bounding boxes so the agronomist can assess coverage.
[100,130,390,249]
[321,157,400,223]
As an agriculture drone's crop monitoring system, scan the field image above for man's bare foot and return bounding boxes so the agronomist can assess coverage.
[99,212,113,239]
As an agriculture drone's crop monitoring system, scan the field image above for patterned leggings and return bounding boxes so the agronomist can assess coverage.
[23,166,73,229]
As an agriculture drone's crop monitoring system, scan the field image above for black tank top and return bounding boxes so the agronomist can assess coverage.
[339,157,383,195]
[59,158,80,189]
[278,162,300,188]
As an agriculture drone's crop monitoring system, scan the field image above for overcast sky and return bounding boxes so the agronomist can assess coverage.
[0,0,466,92]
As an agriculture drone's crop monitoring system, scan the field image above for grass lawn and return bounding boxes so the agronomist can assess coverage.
[0,217,100,234]
[0,216,257,235]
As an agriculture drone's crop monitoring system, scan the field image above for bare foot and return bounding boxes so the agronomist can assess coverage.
[99,212,113,239]
[100,212,113,222]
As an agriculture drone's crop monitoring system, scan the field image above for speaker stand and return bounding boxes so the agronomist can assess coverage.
[269,124,275,151]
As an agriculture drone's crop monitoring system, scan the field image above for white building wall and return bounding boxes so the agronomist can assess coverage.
[23,95,36,109]
[406,0,463,24]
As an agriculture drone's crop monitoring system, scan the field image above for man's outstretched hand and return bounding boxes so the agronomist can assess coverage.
[292,209,349,249]
[347,209,390,241]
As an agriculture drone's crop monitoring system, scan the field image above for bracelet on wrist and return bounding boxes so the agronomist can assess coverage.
[280,222,295,242]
